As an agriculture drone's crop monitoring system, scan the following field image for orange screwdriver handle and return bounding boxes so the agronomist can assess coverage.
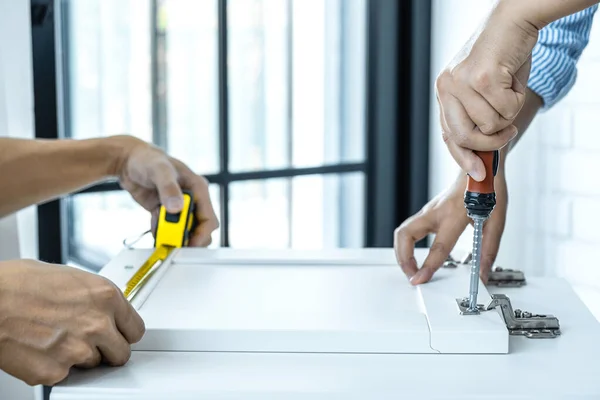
[466,150,499,194]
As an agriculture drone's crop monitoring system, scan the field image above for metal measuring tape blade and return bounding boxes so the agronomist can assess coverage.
[122,191,197,302]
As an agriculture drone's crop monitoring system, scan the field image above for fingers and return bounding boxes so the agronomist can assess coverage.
[173,162,219,247]
[440,93,518,152]
[53,334,102,370]
[439,108,485,181]
[148,161,184,213]
[439,101,515,182]
[111,287,145,344]
[452,86,512,134]
[471,67,526,121]
[74,345,102,369]
[126,185,160,214]
[95,320,133,367]
[188,178,219,247]
[410,219,468,285]
[444,139,485,182]
[394,214,433,280]
[150,208,159,237]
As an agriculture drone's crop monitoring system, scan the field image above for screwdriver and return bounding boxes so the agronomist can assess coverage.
[463,149,499,314]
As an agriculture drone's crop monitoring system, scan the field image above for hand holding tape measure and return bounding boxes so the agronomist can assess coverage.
[123,190,198,301]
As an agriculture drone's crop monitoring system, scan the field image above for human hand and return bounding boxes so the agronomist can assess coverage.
[0,260,145,386]
[114,136,219,246]
[435,1,539,180]
[394,169,508,285]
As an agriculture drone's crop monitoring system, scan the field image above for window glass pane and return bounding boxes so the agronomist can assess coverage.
[67,185,221,271]
[65,0,220,175]
[292,0,366,167]
[291,172,364,248]
[162,0,220,174]
[227,0,367,172]
[229,178,290,248]
[66,0,152,142]
[228,172,364,249]
[227,0,290,173]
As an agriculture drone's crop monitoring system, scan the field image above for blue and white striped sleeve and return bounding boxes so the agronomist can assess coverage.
[528,6,598,110]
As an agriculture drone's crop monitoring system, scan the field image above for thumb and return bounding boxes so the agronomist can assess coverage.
[479,212,505,283]
[149,161,184,213]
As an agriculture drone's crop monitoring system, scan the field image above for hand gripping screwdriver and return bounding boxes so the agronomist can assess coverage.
[463,150,499,314]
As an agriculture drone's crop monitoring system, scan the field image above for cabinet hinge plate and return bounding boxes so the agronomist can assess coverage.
[456,294,561,339]
[444,253,527,287]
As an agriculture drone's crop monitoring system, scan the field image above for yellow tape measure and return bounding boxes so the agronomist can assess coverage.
[123,190,197,301]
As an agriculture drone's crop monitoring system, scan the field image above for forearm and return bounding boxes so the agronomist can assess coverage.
[0,135,131,216]
[500,0,599,29]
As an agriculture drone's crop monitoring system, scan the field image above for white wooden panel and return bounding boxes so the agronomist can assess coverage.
[52,272,600,399]
[101,248,507,354]
[419,277,507,353]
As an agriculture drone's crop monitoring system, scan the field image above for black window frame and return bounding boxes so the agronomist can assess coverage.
[31,0,431,268]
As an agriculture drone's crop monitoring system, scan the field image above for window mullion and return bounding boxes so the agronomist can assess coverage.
[286,0,293,248]
[217,0,230,247]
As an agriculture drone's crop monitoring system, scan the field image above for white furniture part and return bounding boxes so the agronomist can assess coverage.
[99,247,507,354]
[50,248,600,399]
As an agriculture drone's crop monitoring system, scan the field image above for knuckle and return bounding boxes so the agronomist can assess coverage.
[71,343,96,365]
[435,71,450,93]
[453,132,469,147]
[36,366,69,386]
[395,221,413,236]
[199,175,210,187]
[498,107,518,121]
[441,130,450,143]
[498,101,522,121]
[85,316,114,337]
[478,123,497,135]
[472,70,492,92]
[94,280,122,303]
[112,348,132,367]
[429,241,449,256]
[131,321,146,344]
[393,226,404,238]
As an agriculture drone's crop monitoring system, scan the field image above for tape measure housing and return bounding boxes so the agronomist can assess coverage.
[155,191,196,248]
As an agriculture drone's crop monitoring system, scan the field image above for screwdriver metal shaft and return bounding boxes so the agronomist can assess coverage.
[463,149,499,315]
[468,216,485,312]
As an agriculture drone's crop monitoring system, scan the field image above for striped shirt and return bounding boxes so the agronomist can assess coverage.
[529,6,598,110]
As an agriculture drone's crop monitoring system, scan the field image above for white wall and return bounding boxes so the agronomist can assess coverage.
[0,0,38,260]
[429,0,600,319]
[0,0,41,399]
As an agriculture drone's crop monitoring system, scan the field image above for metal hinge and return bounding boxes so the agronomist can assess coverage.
[487,267,526,287]
[456,294,561,339]
[443,253,526,287]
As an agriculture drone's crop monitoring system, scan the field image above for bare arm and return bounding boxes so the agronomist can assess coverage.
[0,135,130,217]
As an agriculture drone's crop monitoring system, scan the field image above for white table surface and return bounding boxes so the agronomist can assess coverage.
[51,249,600,399]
